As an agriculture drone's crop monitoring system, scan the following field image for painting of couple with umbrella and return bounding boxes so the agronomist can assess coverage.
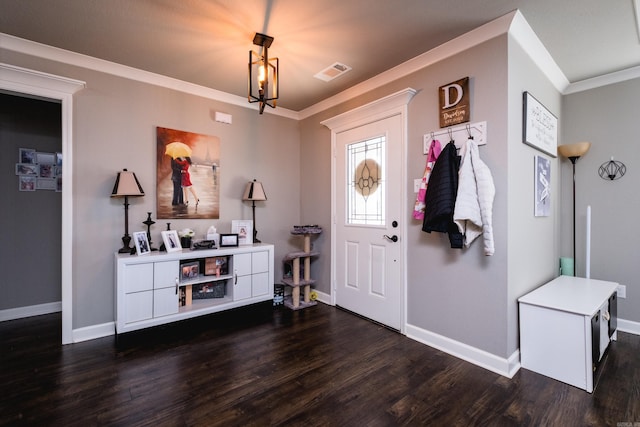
[156,126,220,219]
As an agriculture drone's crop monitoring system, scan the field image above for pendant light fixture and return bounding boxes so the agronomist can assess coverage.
[248,32,279,114]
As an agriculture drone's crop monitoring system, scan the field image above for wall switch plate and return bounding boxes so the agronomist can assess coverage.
[617,284,626,298]
[414,178,421,193]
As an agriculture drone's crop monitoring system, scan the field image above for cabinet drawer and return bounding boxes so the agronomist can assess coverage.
[154,260,179,289]
[234,253,251,277]
[252,251,269,274]
[124,264,153,293]
[233,274,252,301]
[125,290,153,323]
[154,287,179,317]
[252,271,269,297]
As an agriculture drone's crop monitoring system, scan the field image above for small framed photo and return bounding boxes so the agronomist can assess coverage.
[36,152,56,165]
[161,230,182,252]
[19,148,36,164]
[133,231,151,256]
[37,178,57,191]
[55,152,63,167]
[39,164,55,178]
[232,220,253,245]
[180,261,200,281]
[18,176,36,191]
[219,233,239,247]
[56,176,62,193]
[15,163,39,176]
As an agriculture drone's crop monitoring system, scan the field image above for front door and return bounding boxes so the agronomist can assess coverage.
[334,114,403,330]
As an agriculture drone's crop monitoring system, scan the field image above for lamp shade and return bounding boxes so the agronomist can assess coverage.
[557,142,591,159]
[243,179,267,201]
[111,169,145,197]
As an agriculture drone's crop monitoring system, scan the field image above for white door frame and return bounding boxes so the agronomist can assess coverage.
[322,88,416,334]
[1,63,85,344]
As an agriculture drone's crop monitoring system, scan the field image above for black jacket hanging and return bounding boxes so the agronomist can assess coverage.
[421,141,463,249]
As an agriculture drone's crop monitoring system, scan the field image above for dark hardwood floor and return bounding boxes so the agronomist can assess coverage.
[1,302,638,426]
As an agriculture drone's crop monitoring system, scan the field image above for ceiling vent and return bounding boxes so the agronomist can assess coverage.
[314,62,352,82]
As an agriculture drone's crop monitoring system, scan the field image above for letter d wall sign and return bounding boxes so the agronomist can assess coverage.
[439,77,470,128]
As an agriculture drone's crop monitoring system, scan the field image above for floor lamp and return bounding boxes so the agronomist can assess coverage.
[111,169,145,253]
[557,142,591,276]
[243,179,267,243]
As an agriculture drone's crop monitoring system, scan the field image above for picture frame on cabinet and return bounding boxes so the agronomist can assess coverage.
[161,230,182,252]
[180,261,200,281]
[232,220,253,245]
[133,231,151,256]
[219,233,239,247]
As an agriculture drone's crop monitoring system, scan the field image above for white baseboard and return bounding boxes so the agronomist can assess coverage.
[618,318,640,336]
[315,290,332,305]
[72,322,115,343]
[406,324,521,378]
[0,301,61,322]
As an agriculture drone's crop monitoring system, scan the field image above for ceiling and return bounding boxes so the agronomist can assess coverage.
[1,0,639,112]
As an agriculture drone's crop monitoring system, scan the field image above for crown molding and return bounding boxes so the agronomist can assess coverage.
[563,65,640,95]
[508,11,569,93]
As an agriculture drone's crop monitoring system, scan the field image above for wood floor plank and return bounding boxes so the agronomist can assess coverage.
[1,302,639,426]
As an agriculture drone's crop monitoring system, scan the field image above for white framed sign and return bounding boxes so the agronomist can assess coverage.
[523,91,557,157]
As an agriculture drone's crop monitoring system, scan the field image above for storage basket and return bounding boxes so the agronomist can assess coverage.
[192,281,225,299]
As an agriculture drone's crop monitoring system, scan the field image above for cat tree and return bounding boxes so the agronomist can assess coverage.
[282,225,322,310]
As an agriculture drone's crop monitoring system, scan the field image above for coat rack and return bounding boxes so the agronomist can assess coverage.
[424,121,487,154]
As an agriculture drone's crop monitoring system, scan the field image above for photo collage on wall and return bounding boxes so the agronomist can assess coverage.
[15,148,62,192]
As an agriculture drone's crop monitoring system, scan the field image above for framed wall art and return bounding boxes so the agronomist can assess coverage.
[534,155,551,217]
[15,148,62,192]
[523,91,558,157]
[156,126,221,220]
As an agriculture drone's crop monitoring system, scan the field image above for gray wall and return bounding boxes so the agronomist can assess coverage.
[562,78,640,323]
[505,35,563,354]
[301,36,516,358]
[1,50,302,328]
[0,92,62,309]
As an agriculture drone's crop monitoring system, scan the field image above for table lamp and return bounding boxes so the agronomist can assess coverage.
[242,179,267,243]
[111,169,145,253]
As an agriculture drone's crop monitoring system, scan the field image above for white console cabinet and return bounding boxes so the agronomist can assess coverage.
[115,244,274,333]
[519,276,618,393]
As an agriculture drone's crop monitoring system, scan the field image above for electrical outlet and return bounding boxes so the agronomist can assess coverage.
[414,178,421,193]
[617,284,626,299]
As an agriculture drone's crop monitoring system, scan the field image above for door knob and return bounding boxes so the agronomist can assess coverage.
[383,234,398,242]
